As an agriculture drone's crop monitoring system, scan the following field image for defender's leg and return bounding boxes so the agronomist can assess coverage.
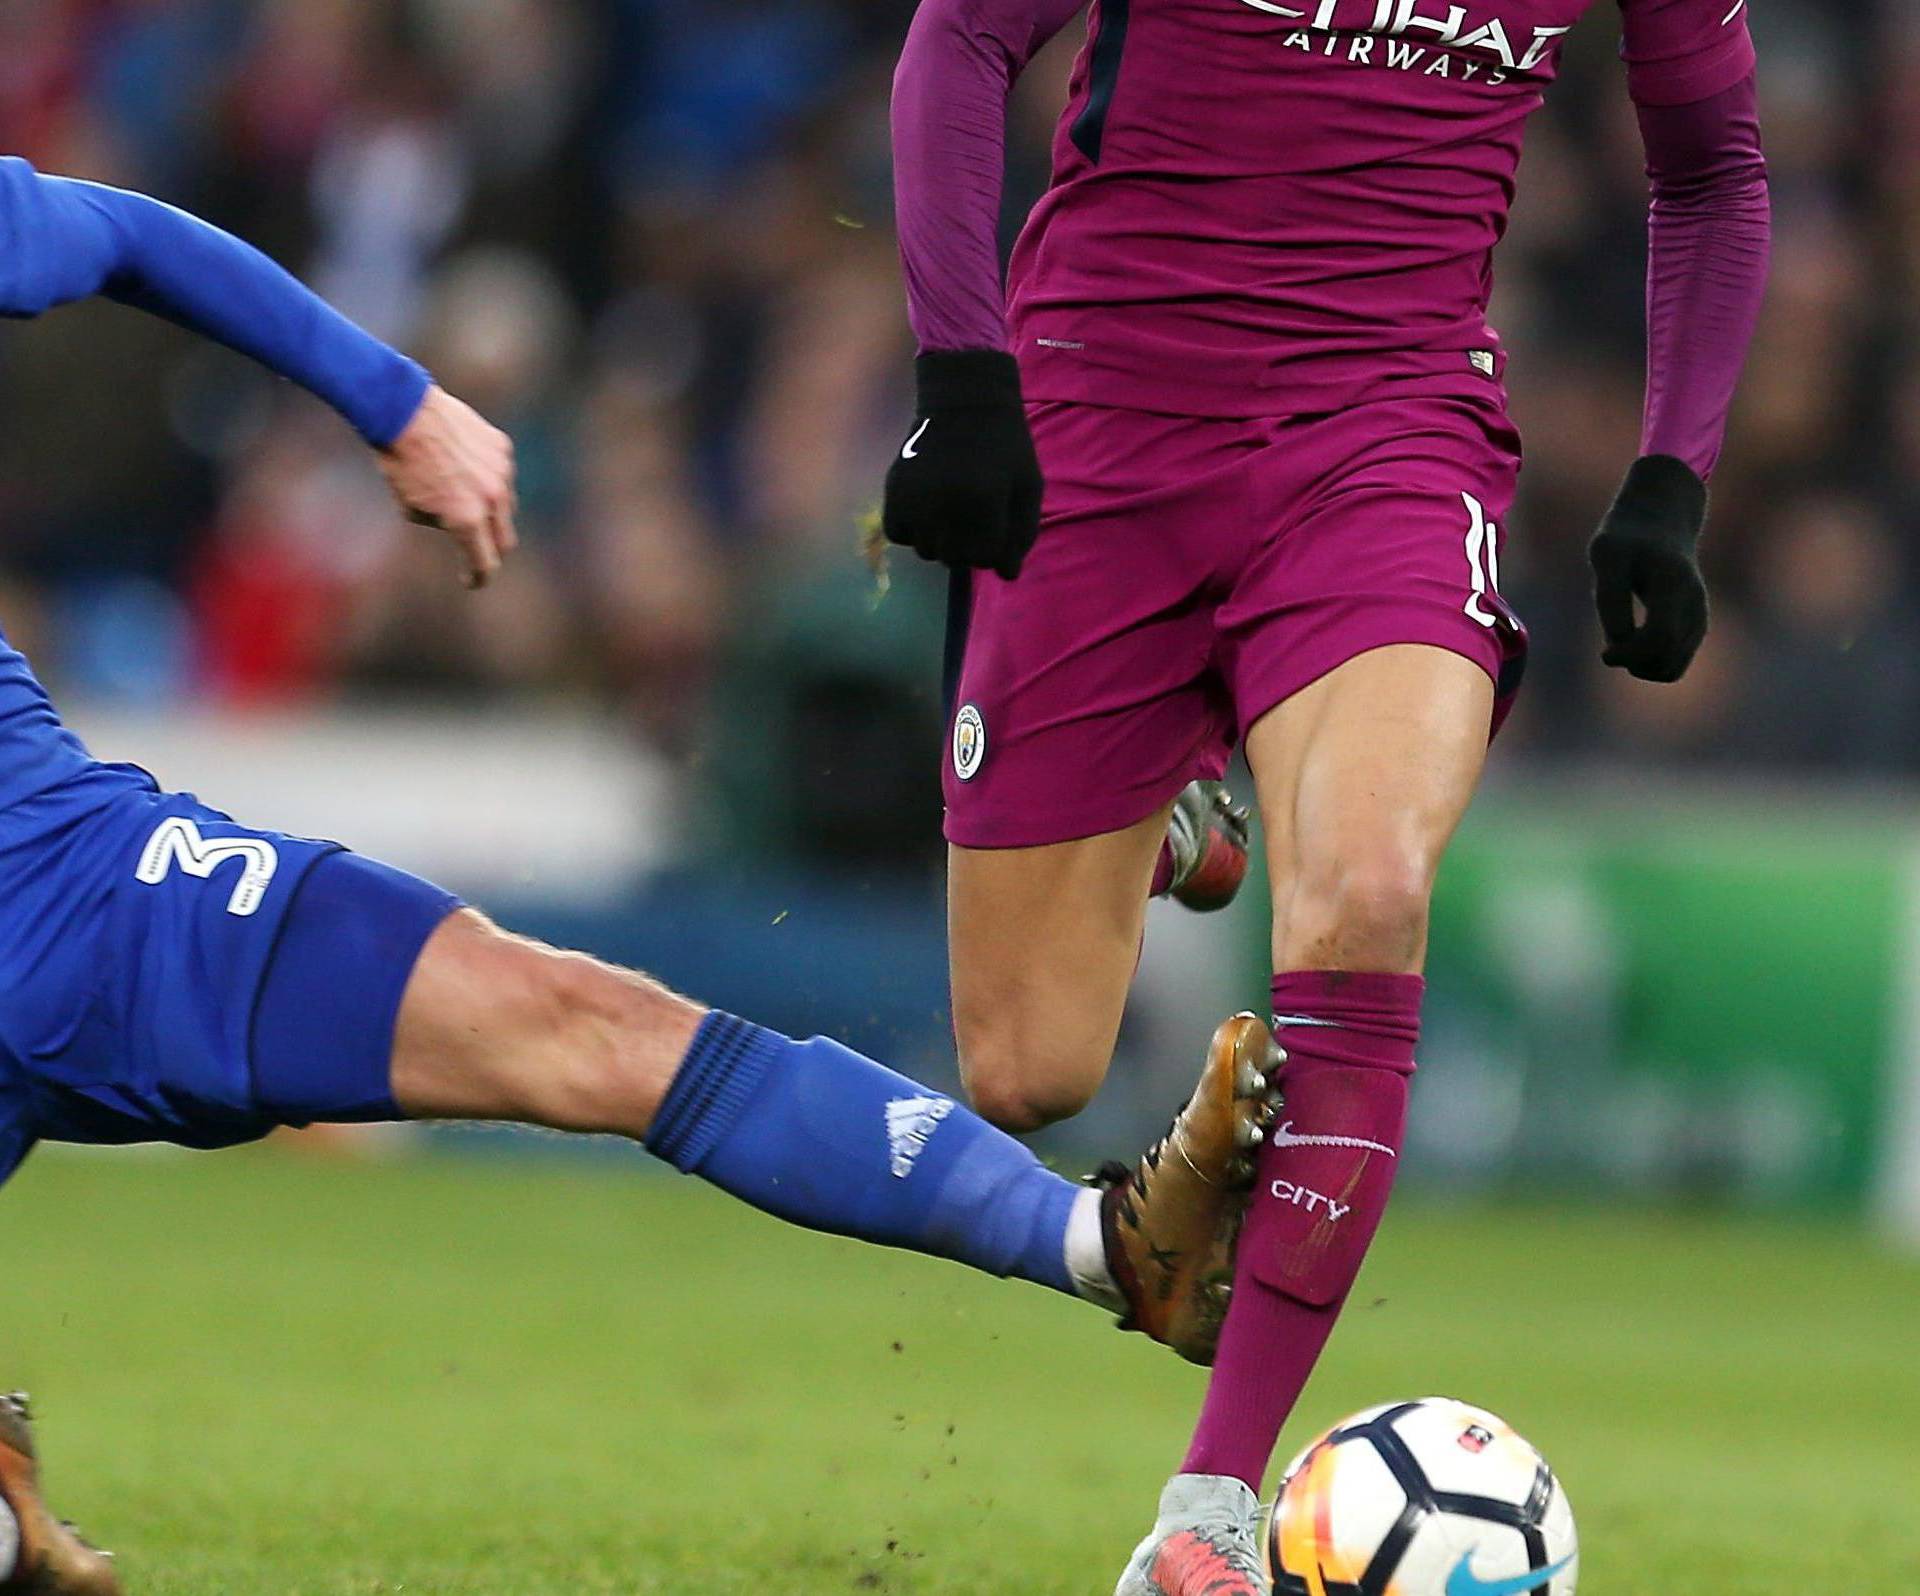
[386,906,1094,1283]
[0,1395,118,1596]
[386,910,699,1137]
[384,900,1270,1360]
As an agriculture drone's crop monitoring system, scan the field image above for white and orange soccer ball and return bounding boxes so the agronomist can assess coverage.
[1266,1398,1577,1596]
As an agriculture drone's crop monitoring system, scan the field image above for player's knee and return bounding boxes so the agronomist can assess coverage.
[963,1070,1092,1134]
[1282,848,1434,969]
[956,1033,1101,1133]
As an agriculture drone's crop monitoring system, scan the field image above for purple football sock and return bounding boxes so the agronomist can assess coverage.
[1181,971,1422,1488]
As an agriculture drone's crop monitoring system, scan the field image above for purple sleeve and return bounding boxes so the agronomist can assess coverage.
[891,0,1085,354]
[1618,0,1756,108]
[1635,71,1770,479]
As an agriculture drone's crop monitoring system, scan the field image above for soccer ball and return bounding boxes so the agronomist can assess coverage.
[1266,1397,1577,1595]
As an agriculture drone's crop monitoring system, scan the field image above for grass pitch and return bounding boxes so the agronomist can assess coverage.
[3,1149,1917,1594]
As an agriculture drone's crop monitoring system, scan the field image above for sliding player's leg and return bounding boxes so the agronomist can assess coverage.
[0,799,1268,1594]
[1,785,1265,1348]
[234,846,1265,1337]
[0,1394,118,1595]
[385,897,1110,1294]
[1117,644,1497,1596]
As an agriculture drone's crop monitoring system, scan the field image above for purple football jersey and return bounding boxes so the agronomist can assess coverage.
[1003,0,1757,416]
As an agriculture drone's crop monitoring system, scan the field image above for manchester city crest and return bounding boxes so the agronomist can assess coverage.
[952,704,986,781]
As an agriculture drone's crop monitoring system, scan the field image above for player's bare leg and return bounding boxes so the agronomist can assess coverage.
[1120,644,1494,1596]
[947,804,1171,1133]
[0,1395,118,1596]
[387,911,700,1137]
[947,789,1253,1134]
[946,806,1279,1362]
[1255,645,1491,976]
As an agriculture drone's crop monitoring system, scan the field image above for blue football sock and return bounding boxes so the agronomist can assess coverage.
[645,1011,1077,1295]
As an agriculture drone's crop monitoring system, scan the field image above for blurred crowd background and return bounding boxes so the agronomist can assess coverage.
[3,0,1917,826]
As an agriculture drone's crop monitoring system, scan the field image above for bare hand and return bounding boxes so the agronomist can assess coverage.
[377,385,518,588]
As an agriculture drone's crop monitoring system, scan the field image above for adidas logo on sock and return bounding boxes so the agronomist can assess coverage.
[886,1094,956,1178]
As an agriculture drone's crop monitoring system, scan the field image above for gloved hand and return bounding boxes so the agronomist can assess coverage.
[1589,454,1710,683]
[882,350,1043,580]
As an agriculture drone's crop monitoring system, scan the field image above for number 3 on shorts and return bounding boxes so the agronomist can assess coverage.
[1461,491,1502,629]
[135,816,279,917]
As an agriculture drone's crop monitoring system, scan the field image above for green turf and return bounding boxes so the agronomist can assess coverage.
[4,1150,1918,1594]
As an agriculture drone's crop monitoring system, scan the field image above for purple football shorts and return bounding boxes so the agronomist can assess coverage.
[943,392,1527,848]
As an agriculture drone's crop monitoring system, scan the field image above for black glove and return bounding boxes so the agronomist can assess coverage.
[1589,454,1710,683]
[882,350,1043,580]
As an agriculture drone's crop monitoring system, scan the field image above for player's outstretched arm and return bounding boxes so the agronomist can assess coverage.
[881,0,1082,579]
[0,157,515,586]
[1591,7,1769,684]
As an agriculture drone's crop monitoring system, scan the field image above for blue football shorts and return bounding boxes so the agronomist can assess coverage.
[0,764,461,1188]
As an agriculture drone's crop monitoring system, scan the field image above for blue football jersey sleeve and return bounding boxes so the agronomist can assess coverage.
[0,157,429,446]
